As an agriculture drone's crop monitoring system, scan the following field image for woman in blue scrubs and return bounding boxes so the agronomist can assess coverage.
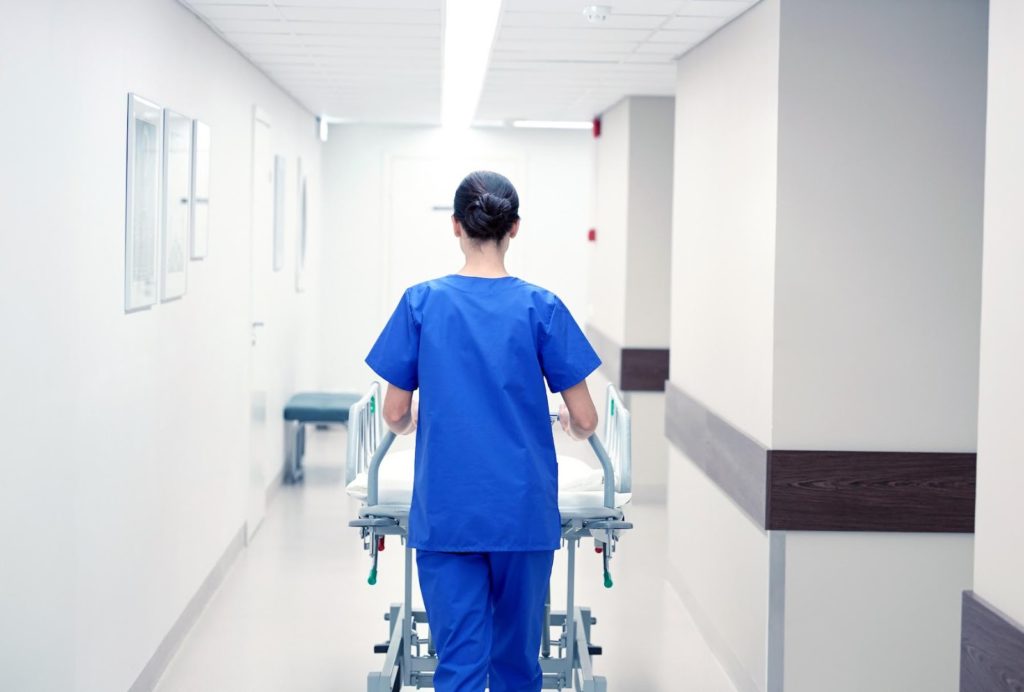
[365,171,601,692]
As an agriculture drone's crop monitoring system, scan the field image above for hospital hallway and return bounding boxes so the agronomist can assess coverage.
[153,429,735,692]
[4,0,1024,691]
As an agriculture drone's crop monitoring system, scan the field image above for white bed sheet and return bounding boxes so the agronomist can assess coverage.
[346,449,631,510]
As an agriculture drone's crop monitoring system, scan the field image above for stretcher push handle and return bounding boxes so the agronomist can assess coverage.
[587,435,617,510]
[367,430,398,506]
[551,411,618,509]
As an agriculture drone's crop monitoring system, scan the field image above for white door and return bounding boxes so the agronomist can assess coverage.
[385,157,524,306]
[247,106,273,542]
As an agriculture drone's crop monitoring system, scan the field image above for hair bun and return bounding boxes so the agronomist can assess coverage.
[479,192,513,217]
[452,171,521,242]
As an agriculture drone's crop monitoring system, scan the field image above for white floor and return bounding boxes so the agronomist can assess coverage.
[155,429,735,692]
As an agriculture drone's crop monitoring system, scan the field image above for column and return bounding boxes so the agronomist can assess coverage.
[588,95,674,500]
[666,1,987,691]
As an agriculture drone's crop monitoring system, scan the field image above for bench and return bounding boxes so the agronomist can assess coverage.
[283,392,361,483]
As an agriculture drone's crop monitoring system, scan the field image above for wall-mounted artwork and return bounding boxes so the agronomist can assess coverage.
[191,120,211,260]
[296,158,308,293]
[125,93,163,313]
[161,109,192,301]
[273,154,286,272]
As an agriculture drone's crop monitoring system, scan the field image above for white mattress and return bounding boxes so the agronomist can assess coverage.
[346,449,631,510]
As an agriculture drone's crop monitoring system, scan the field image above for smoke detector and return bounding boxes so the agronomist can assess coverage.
[583,4,611,24]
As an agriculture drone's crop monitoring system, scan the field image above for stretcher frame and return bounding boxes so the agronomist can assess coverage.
[347,382,633,691]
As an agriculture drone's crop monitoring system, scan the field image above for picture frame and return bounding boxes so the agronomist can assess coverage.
[124,93,163,313]
[296,159,308,293]
[161,109,192,301]
[273,154,286,272]
[190,120,211,260]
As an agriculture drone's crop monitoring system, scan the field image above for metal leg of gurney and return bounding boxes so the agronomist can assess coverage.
[368,603,403,692]
[542,586,552,659]
[284,420,305,483]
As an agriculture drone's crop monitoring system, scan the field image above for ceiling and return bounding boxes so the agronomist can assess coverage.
[179,0,759,124]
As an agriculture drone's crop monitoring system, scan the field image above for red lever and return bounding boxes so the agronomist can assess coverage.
[595,546,604,554]
[378,536,386,552]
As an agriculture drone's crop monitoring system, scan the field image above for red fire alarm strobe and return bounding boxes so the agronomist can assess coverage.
[592,117,601,138]
[588,228,597,242]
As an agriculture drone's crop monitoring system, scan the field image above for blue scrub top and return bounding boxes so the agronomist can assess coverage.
[365,275,601,552]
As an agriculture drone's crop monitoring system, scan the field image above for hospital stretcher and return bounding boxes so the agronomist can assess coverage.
[346,382,633,692]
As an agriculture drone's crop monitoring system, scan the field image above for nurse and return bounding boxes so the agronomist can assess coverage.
[365,170,601,692]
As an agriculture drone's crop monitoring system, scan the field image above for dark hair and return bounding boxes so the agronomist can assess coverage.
[452,171,520,243]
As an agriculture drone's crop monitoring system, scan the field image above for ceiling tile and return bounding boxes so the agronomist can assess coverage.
[276,7,439,23]
[663,14,728,30]
[675,0,755,18]
[501,11,669,30]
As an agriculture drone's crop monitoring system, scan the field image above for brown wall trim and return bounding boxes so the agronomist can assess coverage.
[621,348,670,391]
[665,381,768,524]
[586,324,669,392]
[665,382,977,532]
[767,450,976,532]
[961,591,1024,692]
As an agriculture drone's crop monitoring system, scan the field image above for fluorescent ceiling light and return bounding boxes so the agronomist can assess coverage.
[441,0,502,129]
[511,120,593,130]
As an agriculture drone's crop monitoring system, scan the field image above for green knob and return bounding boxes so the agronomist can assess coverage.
[370,396,376,414]
[603,571,613,589]
[368,566,378,586]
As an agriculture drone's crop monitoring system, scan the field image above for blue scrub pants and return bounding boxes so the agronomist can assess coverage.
[416,549,555,692]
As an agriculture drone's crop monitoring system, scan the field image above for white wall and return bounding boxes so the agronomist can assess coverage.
[783,532,974,692]
[0,1,322,689]
[772,0,988,451]
[623,96,674,348]
[591,101,631,344]
[318,124,594,393]
[591,95,674,349]
[667,447,773,692]
[974,0,1024,626]
[671,0,780,446]
[667,3,781,688]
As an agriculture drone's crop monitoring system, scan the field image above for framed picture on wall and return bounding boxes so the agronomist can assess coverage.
[124,93,163,313]
[190,120,211,260]
[296,165,308,293]
[273,154,286,271]
[161,109,192,301]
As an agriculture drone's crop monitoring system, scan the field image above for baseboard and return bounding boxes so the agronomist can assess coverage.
[665,559,763,692]
[128,524,246,692]
[266,464,285,506]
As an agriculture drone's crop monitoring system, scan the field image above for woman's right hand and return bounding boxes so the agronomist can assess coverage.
[558,403,571,436]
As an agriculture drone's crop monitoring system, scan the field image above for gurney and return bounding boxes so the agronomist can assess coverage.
[346,382,633,691]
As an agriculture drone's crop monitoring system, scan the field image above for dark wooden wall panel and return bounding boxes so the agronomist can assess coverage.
[620,348,670,391]
[586,324,669,392]
[766,450,976,532]
[961,590,1024,692]
[664,382,978,533]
